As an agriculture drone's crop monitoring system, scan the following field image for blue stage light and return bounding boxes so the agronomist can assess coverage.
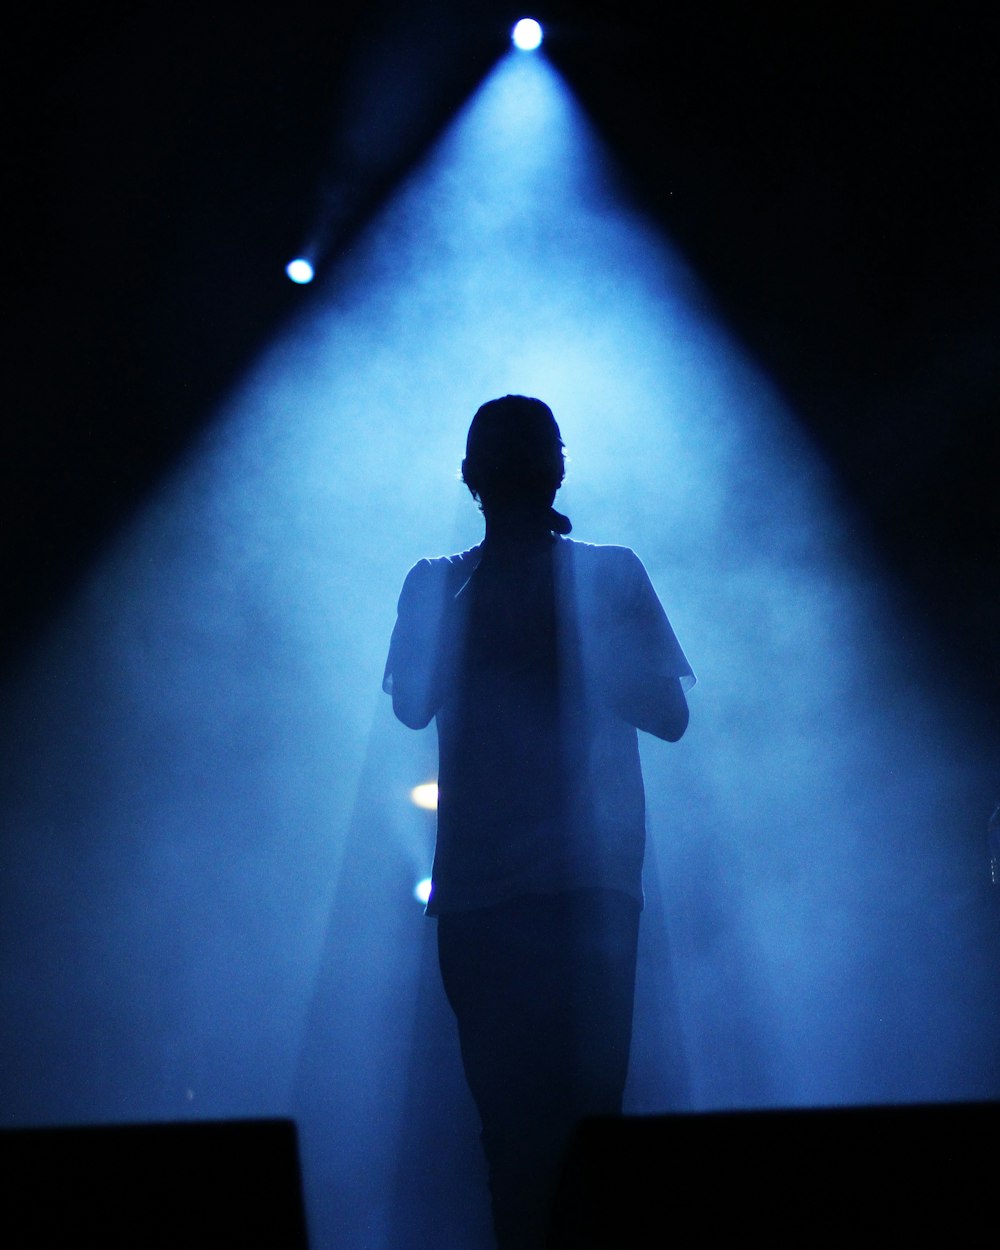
[512,18,543,51]
[285,258,315,284]
[414,877,432,905]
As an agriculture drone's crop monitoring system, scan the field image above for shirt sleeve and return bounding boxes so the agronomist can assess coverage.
[382,560,427,697]
[383,558,464,728]
[621,549,696,692]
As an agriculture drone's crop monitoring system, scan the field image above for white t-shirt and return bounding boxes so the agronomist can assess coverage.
[383,537,694,914]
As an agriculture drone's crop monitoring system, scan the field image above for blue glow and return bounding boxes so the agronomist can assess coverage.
[285,258,314,284]
[414,877,432,905]
[1,40,996,1250]
[512,18,543,51]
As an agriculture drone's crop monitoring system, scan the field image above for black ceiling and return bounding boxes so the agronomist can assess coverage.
[5,1,999,706]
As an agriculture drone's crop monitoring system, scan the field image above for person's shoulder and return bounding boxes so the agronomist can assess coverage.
[559,537,641,568]
[401,546,482,590]
[408,545,482,573]
[558,538,650,603]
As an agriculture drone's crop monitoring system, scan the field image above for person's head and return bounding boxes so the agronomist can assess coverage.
[461,395,571,533]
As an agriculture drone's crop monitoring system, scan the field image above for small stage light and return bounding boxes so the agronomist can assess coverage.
[512,18,543,51]
[285,258,315,284]
[410,781,439,810]
[414,877,432,905]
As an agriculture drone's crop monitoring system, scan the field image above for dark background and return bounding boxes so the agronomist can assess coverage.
[5,0,998,714]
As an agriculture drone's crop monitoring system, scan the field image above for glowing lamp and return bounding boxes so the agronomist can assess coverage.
[285,258,314,284]
[512,18,543,51]
[410,781,439,810]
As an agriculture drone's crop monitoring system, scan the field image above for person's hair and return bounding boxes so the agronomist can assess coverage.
[461,395,571,533]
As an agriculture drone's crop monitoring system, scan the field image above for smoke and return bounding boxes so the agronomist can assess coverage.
[1,41,996,1250]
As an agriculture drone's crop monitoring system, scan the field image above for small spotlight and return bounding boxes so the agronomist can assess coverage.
[410,781,439,810]
[511,18,543,51]
[414,877,432,905]
[285,258,314,284]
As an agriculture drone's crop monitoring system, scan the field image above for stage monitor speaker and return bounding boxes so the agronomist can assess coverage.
[0,1117,310,1249]
[552,1100,997,1248]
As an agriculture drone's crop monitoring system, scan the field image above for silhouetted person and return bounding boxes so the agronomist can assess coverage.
[383,396,694,1248]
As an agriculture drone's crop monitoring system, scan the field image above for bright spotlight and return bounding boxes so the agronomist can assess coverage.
[512,18,543,51]
[285,258,314,284]
[410,781,438,810]
[414,877,433,905]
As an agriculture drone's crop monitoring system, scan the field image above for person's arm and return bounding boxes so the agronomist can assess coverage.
[599,550,693,742]
[608,669,689,742]
[384,560,465,729]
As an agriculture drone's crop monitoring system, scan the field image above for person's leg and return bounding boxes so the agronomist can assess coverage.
[437,889,640,1249]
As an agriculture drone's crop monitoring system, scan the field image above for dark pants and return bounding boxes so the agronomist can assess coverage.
[437,888,641,1250]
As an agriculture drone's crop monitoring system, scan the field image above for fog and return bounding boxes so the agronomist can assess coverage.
[1,48,996,1250]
